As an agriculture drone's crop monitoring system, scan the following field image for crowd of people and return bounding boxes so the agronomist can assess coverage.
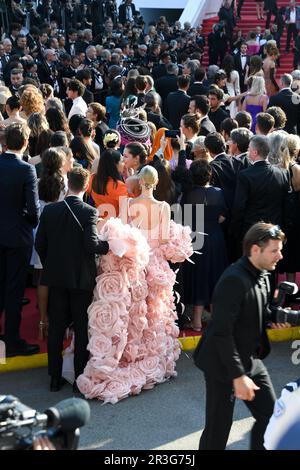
[1,0,300,449]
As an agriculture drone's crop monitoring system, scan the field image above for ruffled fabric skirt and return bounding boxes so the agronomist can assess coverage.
[76,218,193,404]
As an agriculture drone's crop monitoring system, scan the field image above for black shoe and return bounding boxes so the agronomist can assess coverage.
[22,297,30,306]
[6,342,40,357]
[50,377,67,392]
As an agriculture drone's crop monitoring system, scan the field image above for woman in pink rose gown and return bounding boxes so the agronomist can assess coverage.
[76,166,193,404]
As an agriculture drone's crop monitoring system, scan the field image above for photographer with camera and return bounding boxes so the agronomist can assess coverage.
[194,222,289,450]
[0,395,90,450]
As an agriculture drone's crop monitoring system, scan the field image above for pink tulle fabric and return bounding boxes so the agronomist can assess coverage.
[77,218,193,404]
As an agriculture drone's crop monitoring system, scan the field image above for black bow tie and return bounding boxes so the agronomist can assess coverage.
[241,54,247,57]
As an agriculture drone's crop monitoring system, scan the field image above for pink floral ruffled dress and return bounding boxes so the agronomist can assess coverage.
[76,215,193,404]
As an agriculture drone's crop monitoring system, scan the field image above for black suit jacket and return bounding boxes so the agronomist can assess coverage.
[166,90,190,129]
[37,61,57,87]
[268,89,300,134]
[194,256,271,382]
[188,82,209,97]
[210,153,237,219]
[232,152,251,173]
[118,3,136,24]
[199,116,216,136]
[155,74,178,114]
[35,196,109,292]
[231,161,290,239]
[234,52,250,91]
[0,152,39,247]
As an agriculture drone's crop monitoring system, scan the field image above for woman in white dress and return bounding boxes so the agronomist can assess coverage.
[223,55,241,118]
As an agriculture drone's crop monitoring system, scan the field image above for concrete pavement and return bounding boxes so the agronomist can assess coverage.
[0,341,298,450]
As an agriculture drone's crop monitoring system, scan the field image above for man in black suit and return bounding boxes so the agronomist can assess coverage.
[155,63,179,115]
[205,132,237,261]
[37,49,59,91]
[229,127,252,172]
[231,135,290,245]
[144,92,172,130]
[188,67,209,96]
[0,123,40,357]
[194,222,285,449]
[234,42,250,92]
[188,95,216,136]
[76,69,94,105]
[151,52,172,81]
[268,74,300,134]
[118,0,136,24]
[208,87,230,133]
[166,75,191,130]
[35,168,109,392]
[205,132,237,220]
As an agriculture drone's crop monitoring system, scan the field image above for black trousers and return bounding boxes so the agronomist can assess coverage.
[199,359,276,450]
[47,286,92,380]
[286,24,298,50]
[237,0,244,16]
[265,8,277,29]
[0,244,31,347]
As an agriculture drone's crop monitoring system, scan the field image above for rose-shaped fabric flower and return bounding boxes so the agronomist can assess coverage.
[87,334,112,357]
[88,301,126,336]
[130,280,148,303]
[89,356,119,373]
[76,375,97,399]
[138,356,160,380]
[127,365,146,394]
[100,378,132,404]
[99,253,121,273]
[95,272,128,302]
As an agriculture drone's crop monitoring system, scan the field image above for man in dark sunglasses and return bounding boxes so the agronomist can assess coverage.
[194,222,287,450]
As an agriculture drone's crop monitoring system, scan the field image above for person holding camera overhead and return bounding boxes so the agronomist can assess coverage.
[194,222,287,450]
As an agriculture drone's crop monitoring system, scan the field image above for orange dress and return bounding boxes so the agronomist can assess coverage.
[87,175,128,218]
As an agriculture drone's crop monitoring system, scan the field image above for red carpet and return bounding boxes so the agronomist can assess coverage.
[201,0,294,76]
[4,272,300,349]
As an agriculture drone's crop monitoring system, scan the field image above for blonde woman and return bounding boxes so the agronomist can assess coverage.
[242,76,268,133]
[268,132,300,283]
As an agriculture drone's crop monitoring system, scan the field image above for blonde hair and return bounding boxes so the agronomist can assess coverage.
[139,165,158,189]
[249,76,266,95]
[20,89,45,117]
[286,134,300,162]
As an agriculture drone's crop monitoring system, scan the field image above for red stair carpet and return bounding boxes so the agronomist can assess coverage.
[201,0,294,75]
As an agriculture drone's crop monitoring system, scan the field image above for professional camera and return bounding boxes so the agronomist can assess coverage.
[0,395,90,450]
[270,282,300,326]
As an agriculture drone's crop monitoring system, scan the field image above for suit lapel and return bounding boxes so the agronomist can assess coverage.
[254,283,263,333]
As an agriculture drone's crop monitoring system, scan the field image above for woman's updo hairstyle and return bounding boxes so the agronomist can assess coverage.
[103,129,121,149]
[138,165,158,189]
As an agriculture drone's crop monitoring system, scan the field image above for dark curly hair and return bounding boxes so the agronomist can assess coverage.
[38,148,65,202]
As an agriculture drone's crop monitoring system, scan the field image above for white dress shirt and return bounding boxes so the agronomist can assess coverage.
[290,9,296,24]
[68,96,88,120]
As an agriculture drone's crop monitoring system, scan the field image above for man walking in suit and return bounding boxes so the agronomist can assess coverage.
[285,0,300,52]
[194,222,285,450]
[35,168,109,392]
[268,74,300,134]
[166,75,191,130]
[234,42,250,92]
[118,0,136,24]
[231,135,290,248]
[0,123,40,357]
[188,95,216,136]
